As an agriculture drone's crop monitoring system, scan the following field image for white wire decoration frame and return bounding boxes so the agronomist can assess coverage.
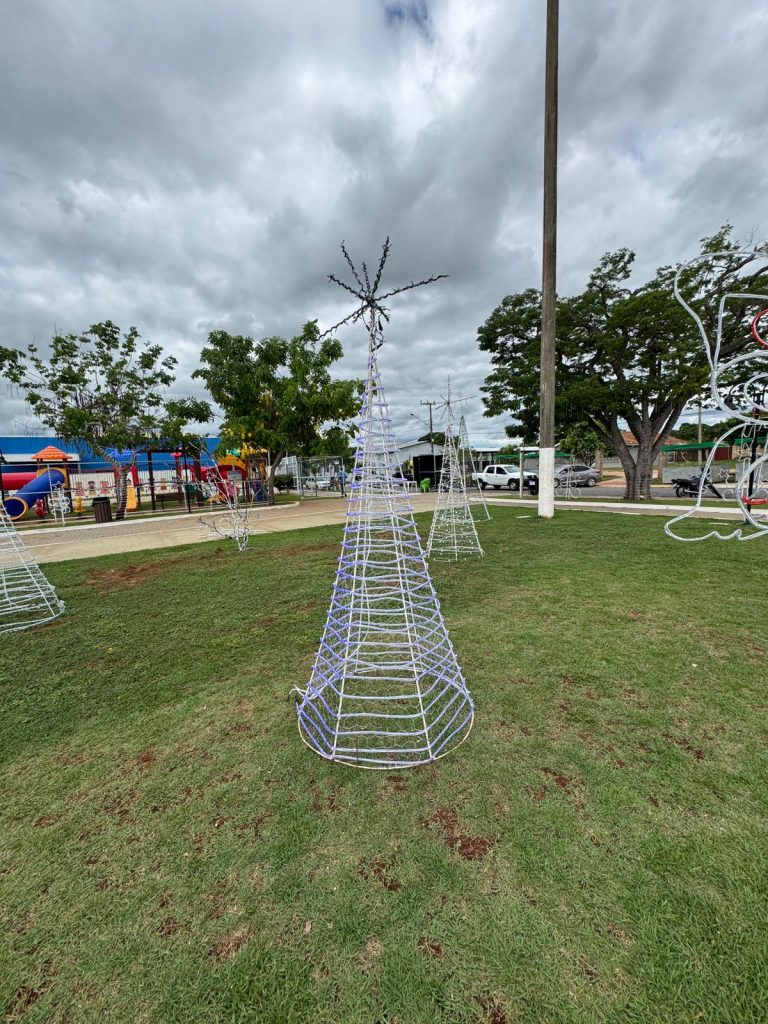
[427,419,484,561]
[294,241,474,768]
[197,463,258,553]
[457,414,491,521]
[0,501,65,634]
[665,250,768,542]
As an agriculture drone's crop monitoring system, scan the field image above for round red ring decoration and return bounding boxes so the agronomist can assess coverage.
[751,308,768,348]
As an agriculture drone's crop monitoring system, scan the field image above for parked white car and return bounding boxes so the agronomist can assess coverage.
[475,465,539,491]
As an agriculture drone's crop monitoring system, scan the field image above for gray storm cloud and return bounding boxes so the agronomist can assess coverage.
[1,0,766,441]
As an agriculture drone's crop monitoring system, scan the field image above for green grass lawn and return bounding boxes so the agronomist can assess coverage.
[1,509,767,1023]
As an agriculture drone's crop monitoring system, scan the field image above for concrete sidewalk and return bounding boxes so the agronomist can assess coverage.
[22,494,439,563]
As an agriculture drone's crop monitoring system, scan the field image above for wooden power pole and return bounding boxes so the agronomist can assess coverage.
[538,0,559,518]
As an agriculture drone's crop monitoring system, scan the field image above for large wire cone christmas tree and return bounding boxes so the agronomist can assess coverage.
[427,417,484,561]
[0,501,65,634]
[295,240,474,768]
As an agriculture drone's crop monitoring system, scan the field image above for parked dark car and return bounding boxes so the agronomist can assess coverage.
[554,464,601,487]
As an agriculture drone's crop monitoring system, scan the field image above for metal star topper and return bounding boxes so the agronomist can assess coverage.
[321,238,448,346]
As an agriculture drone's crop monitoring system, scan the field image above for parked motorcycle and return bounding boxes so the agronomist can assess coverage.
[670,471,723,499]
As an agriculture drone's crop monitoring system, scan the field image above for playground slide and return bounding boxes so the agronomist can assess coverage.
[2,472,36,491]
[4,469,66,520]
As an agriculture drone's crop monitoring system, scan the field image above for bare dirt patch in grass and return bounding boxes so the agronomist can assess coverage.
[158,917,179,938]
[34,815,61,828]
[4,985,41,1020]
[25,617,68,634]
[311,781,341,813]
[662,732,705,761]
[355,937,383,973]
[540,767,587,809]
[210,927,250,963]
[135,748,158,771]
[235,812,272,839]
[418,936,443,958]
[421,808,496,861]
[475,994,509,1024]
[85,559,184,594]
[358,855,403,892]
[607,923,631,943]
[102,788,139,819]
[379,774,407,799]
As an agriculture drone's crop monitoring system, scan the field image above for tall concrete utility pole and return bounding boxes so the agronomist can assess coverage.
[421,399,438,480]
[538,0,559,518]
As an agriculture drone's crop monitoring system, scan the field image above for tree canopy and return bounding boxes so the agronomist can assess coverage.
[478,226,768,498]
[193,321,361,501]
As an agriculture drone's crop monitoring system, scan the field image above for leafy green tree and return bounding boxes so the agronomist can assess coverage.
[193,321,361,503]
[478,226,768,499]
[675,416,745,444]
[559,422,606,463]
[497,443,522,457]
[311,424,354,461]
[418,431,446,447]
[0,321,211,519]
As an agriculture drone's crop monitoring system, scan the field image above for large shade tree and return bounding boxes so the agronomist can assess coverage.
[478,227,768,499]
[0,321,211,519]
[193,321,361,503]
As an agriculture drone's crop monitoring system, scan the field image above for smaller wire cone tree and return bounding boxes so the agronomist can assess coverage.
[295,240,474,768]
[0,502,65,634]
[457,413,491,521]
[427,416,484,561]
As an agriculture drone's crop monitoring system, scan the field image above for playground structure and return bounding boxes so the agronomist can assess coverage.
[0,442,268,522]
[294,240,474,768]
[2,446,73,521]
[0,499,65,633]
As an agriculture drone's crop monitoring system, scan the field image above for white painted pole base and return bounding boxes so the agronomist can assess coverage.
[537,446,555,518]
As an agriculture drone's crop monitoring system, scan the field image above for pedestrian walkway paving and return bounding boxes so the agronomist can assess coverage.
[24,495,439,563]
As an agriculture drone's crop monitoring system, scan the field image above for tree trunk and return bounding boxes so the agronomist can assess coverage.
[632,441,656,500]
[114,465,130,520]
[266,459,278,506]
[91,442,133,522]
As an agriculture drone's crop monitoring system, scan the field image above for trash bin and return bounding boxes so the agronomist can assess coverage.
[92,497,113,523]
[528,478,539,496]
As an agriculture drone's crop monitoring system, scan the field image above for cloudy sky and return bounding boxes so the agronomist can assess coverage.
[1,0,766,442]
